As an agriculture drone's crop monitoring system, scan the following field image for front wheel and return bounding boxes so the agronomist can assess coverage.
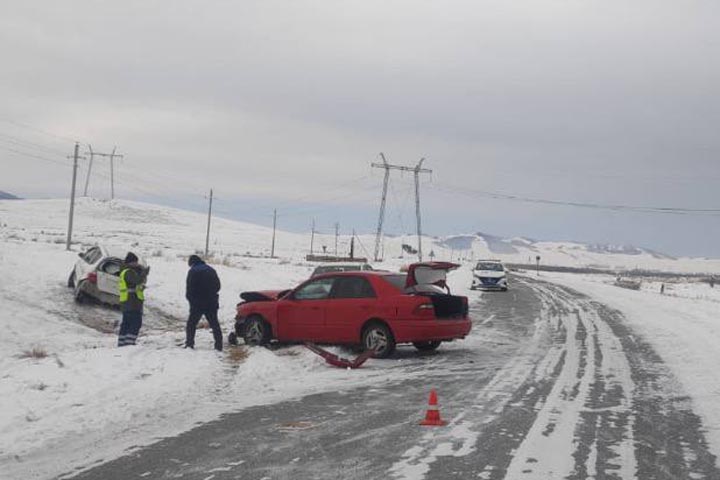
[362,322,396,359]
[243,316,270,346]
[413,340,441,352]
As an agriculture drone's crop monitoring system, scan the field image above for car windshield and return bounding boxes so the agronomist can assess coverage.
[475,262,504,271]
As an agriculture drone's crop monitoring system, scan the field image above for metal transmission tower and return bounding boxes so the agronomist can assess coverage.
[371,153,390,261]
[371,154,432,262]
[83,145,123,199]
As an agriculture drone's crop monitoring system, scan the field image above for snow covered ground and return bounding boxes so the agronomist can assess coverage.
[1,197,719,479]
[535,271,720,459]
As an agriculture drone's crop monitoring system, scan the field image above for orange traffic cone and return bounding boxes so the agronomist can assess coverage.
[420,389,447,426]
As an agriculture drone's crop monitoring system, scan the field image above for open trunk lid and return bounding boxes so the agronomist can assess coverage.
[404,262,467,318]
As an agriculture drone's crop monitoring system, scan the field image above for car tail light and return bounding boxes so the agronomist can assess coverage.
[413,302,435,316]
[87,272,98,283]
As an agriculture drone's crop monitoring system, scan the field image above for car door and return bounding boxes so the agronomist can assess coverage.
[96,259,122,295]
[275,277,335,342]
[325,276,377,343]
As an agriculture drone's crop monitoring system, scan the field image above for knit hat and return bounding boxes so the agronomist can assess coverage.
[188,254,203,266]
[124,252,139,264]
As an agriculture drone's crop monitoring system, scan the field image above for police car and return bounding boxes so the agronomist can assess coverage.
[471,259,508,291]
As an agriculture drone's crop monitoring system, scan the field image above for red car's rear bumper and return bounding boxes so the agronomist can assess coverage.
[391,318,472,343]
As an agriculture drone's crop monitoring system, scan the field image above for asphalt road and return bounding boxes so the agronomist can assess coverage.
[64,277,720,480]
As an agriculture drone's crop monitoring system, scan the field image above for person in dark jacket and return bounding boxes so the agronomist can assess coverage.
[118,252,149,347]
[185,255,223,351]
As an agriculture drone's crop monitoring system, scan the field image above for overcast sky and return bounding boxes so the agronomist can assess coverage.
[2,1,719,257]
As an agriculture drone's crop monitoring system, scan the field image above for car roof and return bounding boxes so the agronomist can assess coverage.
[311,270,397,279]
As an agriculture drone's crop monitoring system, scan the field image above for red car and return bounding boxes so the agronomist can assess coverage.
[228,262,472,358]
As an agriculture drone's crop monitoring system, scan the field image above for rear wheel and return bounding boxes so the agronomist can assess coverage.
[243,316,270,346]
[73,281,86,303]
[362,322,396,359]
[413,340,441,352]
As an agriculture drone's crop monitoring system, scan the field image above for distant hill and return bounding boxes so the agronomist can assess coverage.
[0,191,20,200]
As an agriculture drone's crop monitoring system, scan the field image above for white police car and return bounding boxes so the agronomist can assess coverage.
[471,260,508,291]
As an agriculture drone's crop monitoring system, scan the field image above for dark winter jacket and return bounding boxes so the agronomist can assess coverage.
[186,261,221,310]
[120,262,149,313]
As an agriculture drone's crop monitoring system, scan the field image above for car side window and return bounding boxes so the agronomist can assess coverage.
[84,248,100,264]
[294,277,335,300]
[102,261,122,276]
[331,277,376,299]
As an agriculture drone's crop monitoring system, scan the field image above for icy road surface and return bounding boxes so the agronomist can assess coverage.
[66,277,719,480]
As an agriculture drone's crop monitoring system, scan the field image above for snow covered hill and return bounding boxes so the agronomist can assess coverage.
[435,232,720,274]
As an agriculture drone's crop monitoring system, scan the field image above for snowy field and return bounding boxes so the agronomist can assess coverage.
[535,271,720,459]
[1,198,719,479]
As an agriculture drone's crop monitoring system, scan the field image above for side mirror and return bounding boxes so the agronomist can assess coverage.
[77,252,84,258]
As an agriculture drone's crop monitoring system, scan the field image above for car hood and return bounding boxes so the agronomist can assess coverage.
[405,261,460,289]
[239,290,290,303]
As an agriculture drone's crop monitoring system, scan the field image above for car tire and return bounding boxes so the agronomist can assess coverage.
[243,316,270,346]
[68,271,76,288]
[228,332,238,346]
[362,322,396,359]
[73,281,86,303]
[413,340,441,352]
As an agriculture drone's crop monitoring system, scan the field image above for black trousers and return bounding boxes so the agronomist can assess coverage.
[186,306,223,351]
[118,310,142,346]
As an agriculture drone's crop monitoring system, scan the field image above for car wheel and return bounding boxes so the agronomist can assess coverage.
[413,340,441,352]
[228,332,238,346]
[362,322,396,359]
[243,316,270,346]
[73,281,86,303]
[68,271,76,288]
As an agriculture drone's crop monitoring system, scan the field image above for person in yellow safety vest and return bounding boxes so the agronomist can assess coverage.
[118,252,150,347]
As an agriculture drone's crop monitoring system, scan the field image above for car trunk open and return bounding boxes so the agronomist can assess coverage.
[428,294,467,319]
[404,262,467,319]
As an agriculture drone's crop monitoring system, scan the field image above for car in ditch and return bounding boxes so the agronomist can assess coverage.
[67,246,145,306]
[471,259,508,291]
[228,262,471,358]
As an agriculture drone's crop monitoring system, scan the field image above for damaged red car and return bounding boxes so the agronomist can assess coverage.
[227,262,472,358]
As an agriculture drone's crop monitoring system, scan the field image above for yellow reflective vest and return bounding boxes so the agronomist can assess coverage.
[119,268,145,303]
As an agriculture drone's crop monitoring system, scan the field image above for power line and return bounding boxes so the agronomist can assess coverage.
[429,182,720,216]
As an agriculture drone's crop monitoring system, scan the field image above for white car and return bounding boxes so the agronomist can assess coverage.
[471,260,508,291]
[67,246,144,305]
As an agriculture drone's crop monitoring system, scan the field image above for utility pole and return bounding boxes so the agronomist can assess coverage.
[205,188,213,257]
[109,146,116,200]
[350,229,355,259]
[270,209,277,258]
[371,154,432,262]
[371,153,390,262]
[414,158,426,261]
[310,219,315,254]
[82,146,123,199]
[334,222,339,257]
[83,144,94,196]
[66,142,80,251]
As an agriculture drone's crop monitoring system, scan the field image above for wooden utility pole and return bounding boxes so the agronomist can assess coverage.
[334,222,339,256]
[66,142,79,250]
[205,188,213,257]
[270,209,277,258]
[310,219,315,254]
